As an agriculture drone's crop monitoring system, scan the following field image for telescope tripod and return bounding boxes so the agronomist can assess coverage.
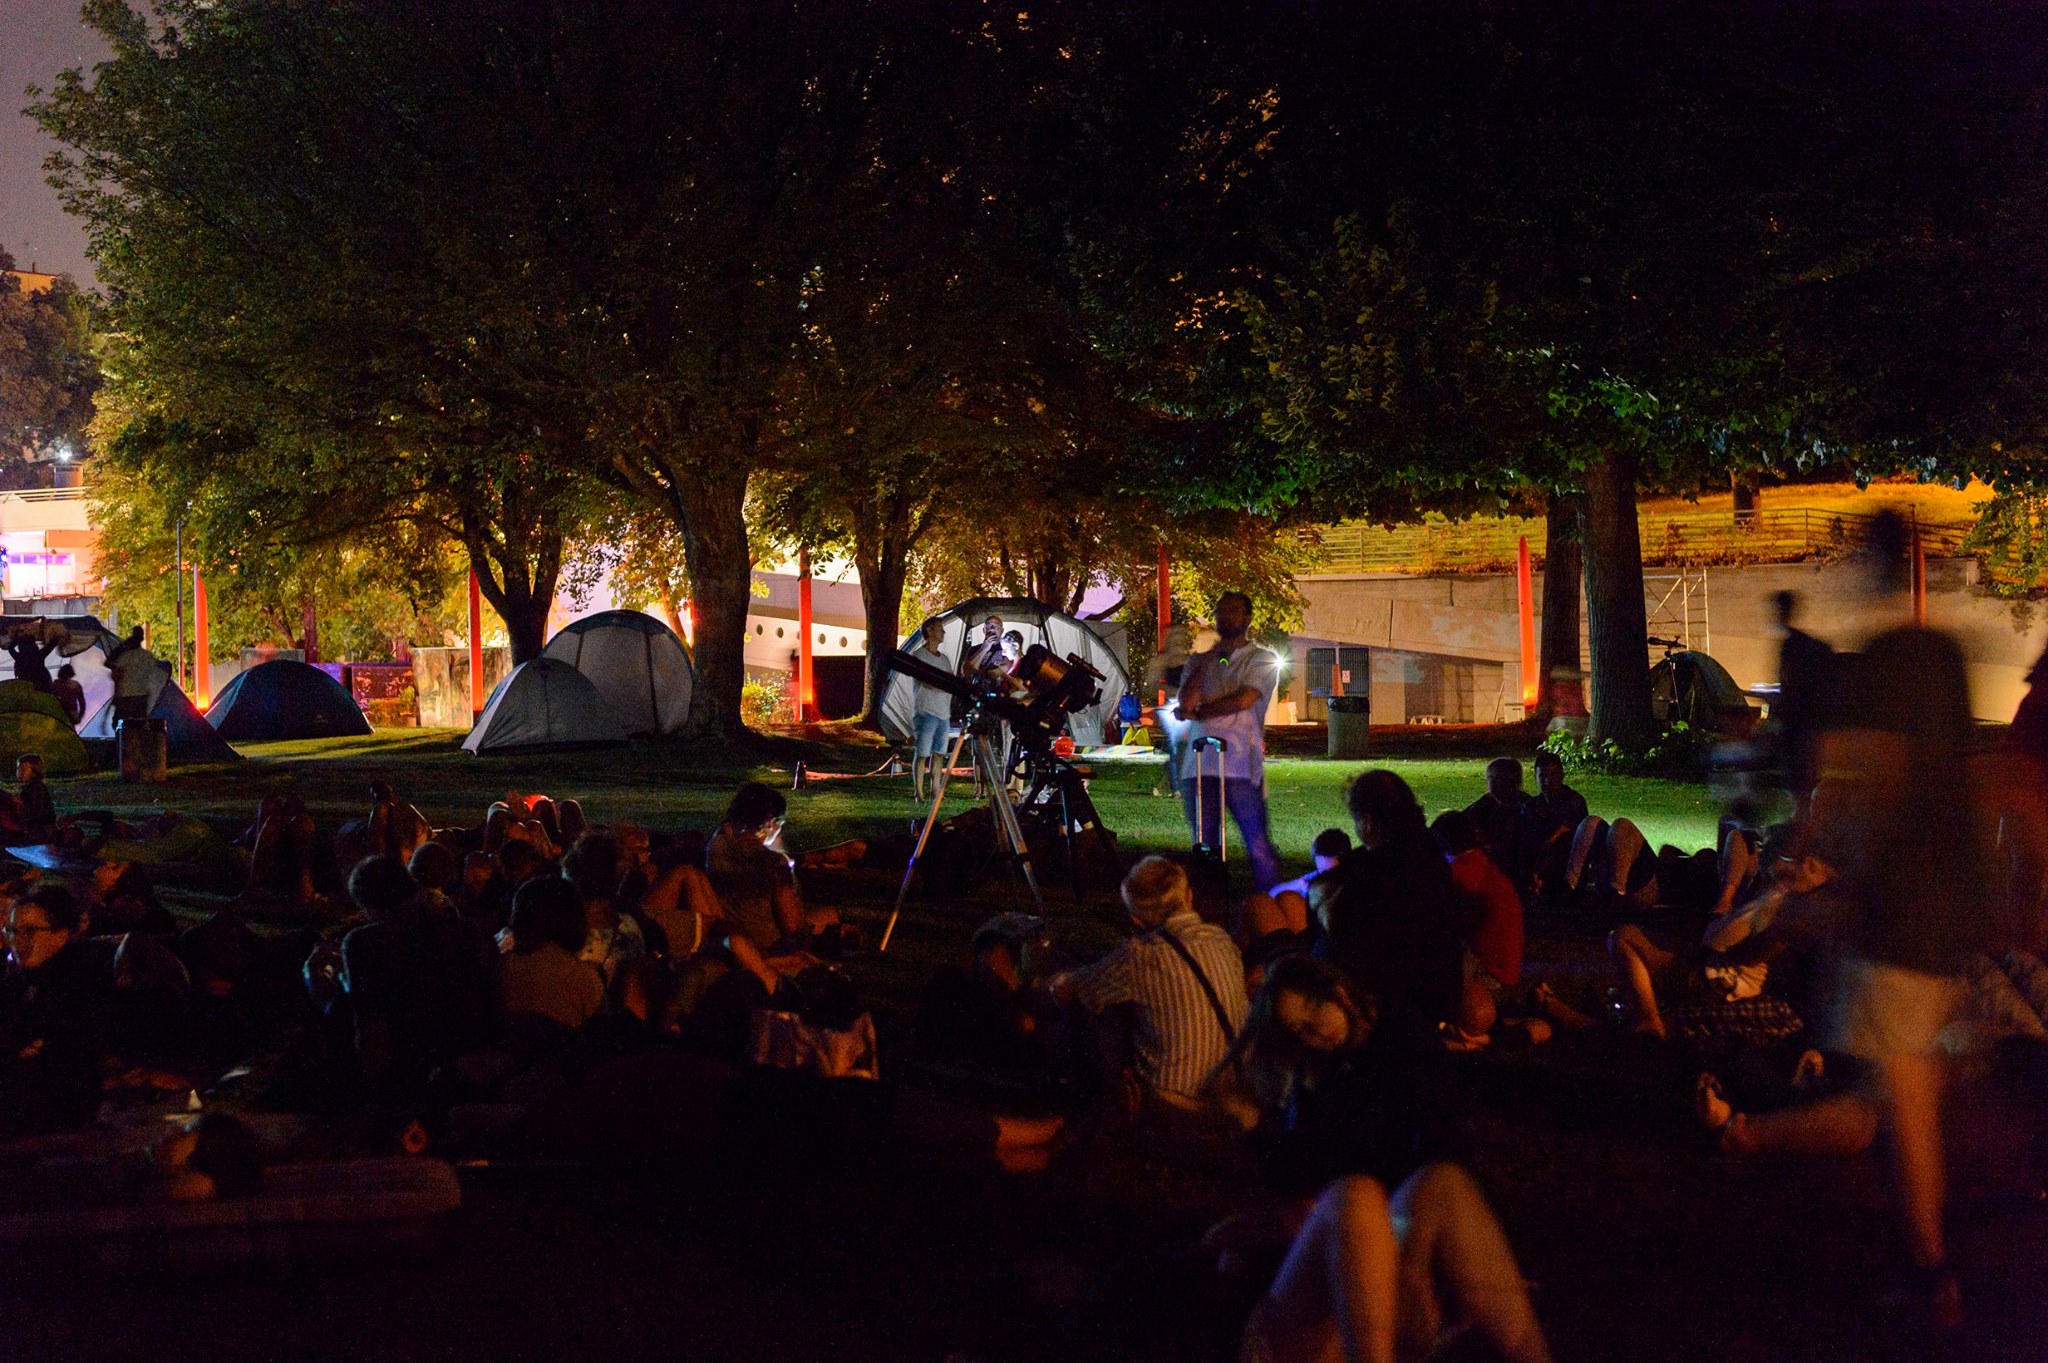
[879,708,1042,952]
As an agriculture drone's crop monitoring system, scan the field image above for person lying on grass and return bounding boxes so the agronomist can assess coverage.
[1204,955,1553,1363]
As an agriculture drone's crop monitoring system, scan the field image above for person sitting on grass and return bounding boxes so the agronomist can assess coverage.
[0,754,58,843]
[1312,771,1464,1031]
[561,833,646,987]
[1516,750,1589,905]
[1431,810,1525,1045]
[498,874,607,1036]
[1464,756,1529,877]
[1045,855,1248,1112]
[244,795,320,907]
[1540,828,1838,1041]
[0,884,111,1139]
[1238,829,1349,983]
[340,855,493,1106]
[1205,956,1554,1363]
[704,782,847,959]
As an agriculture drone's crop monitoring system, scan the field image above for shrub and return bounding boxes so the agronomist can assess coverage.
[741,673,790,728]
[1539,720,1713,778]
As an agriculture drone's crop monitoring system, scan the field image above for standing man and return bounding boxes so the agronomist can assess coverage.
[906,620,954,803]
[1177,591,1282,889]
[107,628,161,723]
[1771,590,1835,817]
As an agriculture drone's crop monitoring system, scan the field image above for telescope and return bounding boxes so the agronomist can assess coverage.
[884,644,1103,752]
[877,642,1108,949]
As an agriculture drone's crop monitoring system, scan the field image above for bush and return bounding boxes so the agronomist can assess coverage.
[1539,720,1713,777]
[741,673,790,728]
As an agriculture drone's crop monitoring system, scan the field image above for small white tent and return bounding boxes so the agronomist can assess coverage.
[462,657,628,754]
[540,610,694,735]
[877,597,1132,747]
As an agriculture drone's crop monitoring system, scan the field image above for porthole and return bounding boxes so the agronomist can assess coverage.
[754,624,763,635]
[775,626,784,638]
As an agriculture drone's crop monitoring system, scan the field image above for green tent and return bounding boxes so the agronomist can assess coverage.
[0,681,76,727]
[0,712,90,775]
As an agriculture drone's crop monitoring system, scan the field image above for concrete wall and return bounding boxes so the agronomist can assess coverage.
[1294,557,2037,723]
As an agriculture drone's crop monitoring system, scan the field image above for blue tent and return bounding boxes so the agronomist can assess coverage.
[207,660,372,741]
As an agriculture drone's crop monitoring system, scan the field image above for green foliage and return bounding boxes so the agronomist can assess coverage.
[741,674,791,730]
[1960,489,2048,598]
[1539,721,1713,779]
[0,254,99,478]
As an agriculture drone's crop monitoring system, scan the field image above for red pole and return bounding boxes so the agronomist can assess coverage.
[468,570,485,719]
[192,568,211,709]
[796,547,814,723]
[1516,535,1539,708]
[1155,544,1171,652]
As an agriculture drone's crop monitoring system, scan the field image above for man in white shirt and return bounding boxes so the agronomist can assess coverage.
[906,620,954,802]
[1177,591,1282,889]
[107,628,162,723]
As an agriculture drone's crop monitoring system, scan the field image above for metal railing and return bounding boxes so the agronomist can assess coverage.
[0,488,87,503]
[1303,506,1976,575]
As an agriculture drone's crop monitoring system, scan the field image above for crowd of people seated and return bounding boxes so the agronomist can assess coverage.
[1,591,2043,1352]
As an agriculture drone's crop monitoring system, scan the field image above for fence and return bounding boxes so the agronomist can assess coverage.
[1303,506,1976,576]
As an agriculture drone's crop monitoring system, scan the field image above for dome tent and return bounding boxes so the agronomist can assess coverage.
[206,660,373,741]
[876,597,1132,747]
[462,657,628,754]
[81,680,242,763]
[0,713,89,776]
[540,610,694,736]
[0,680,77,728]
[1650,649,1758,737]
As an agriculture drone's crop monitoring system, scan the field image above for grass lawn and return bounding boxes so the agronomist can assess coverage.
[46,727,1726,864]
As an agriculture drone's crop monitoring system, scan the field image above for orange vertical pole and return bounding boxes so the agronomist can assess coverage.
[192,568,211,709]
[1911,519,1927,626]
[1516,535,1539,708]
[468,570,485,719]
[796,547,814,723]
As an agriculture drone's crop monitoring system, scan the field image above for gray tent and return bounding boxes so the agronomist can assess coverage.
[876,597,1131,747]
[82,679,243,762]
[540,610,694,735]
[462,657,628,754]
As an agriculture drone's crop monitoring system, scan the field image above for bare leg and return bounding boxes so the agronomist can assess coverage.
[1881,1053,1949,1271]
[1697,1074,1881,1157]
[1608,924,1681,1038]
[1391,1164,1553,1363]
[1458,979,1498,1039]
[1243,1175,1399,1363]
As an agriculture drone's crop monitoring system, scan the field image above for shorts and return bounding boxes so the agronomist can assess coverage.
[1831,952,1964,1060]
[912,711,951,759]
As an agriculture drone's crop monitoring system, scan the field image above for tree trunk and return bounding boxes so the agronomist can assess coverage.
[1579,449,1655,747]
[676,461,755,738]
[1537,491,1585,721]
[857,550,909,729]
[300,596,319,665]
[461,504,563,666]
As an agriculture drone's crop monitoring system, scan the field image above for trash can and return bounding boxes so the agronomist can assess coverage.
[119,717,168,783]
[1327,694,1370,760]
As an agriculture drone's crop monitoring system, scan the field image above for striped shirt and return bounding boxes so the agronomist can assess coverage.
[1067,912,1249,1099]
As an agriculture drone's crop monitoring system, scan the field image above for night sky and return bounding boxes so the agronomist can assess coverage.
[3,0,107,283]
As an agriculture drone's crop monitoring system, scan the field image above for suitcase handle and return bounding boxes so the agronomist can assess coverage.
[1190,737,1229,861]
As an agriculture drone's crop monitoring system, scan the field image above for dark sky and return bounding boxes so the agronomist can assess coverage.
[3,1,109,283]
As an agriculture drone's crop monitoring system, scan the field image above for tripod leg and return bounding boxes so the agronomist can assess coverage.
[880,724,975,952]
[976,735,1044,913]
